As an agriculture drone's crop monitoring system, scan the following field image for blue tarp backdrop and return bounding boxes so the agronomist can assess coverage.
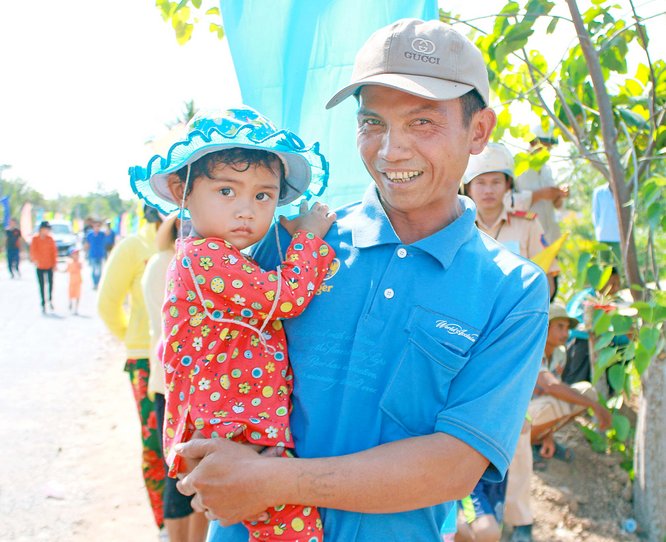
[220,0,438,210]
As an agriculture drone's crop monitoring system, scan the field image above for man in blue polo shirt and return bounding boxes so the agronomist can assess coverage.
[85,220,107,289]
[176,19,549,542]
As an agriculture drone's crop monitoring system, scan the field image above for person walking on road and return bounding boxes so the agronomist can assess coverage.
[30,220,57,314]
[5,218,22,278]
[85,220,107,289]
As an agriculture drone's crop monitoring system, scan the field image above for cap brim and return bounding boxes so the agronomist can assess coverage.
[326,73,474,109]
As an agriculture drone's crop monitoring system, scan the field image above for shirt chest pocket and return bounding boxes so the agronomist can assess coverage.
[379,325,469,437]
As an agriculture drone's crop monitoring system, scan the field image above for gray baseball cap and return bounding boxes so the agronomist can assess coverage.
[326,18,489,109]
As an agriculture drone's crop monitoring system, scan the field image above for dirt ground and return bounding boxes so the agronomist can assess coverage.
[0,258,641,542]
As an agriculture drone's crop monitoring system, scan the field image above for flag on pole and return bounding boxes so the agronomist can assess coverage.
[531,232,569,272]
[220,0,438,209]
[19,202,33,240]
[0,196,9,227]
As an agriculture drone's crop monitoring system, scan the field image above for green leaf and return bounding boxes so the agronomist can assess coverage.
[528,147,550,171]
[635,63,650,85]
[622,342,636,362]
[618,107,649,129]
[495,107,512,140]
[596,266,613,291]
[608,363,626,393]
[546,17,558,34]
[191,0,202,8]
[634,344,651,375]
[612,413,631,442]
[594,331,615,351]
[639,327,659,352]
[576,252,592,288]
[499,1,520,16]
[514,153,531,178]
[610,314,633,335]
[587,264,603,290]
[632,301,654,323]
[593,310,613,335]
[593,346,618,383]
[579,424,607,453]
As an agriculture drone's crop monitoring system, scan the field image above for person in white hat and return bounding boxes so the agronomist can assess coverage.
[177,19,549,542]
[511,124,569,245]
[463,142,559,299]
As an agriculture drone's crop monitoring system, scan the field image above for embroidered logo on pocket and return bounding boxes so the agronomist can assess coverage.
[435,320,478,343]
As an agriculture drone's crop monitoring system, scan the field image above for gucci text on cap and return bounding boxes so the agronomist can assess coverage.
[326,18,489,109]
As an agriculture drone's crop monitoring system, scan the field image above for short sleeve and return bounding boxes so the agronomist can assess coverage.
[435,271,549,481]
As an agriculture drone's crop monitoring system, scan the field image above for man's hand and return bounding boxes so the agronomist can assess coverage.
[280,201,336,239]
[175,438,276,526]
[539,434,556,459]
[533,186,569,203]
[592,403,612,431]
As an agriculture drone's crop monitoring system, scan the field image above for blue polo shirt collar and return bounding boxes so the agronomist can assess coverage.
[351,184,478,269]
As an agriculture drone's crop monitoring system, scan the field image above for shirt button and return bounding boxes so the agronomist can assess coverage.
[397,247,407,258]
[384,288,394,299]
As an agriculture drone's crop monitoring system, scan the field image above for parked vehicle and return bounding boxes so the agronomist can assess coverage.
[47,220,78,258]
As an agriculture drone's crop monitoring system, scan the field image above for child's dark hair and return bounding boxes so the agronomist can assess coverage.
[176,148,289,199]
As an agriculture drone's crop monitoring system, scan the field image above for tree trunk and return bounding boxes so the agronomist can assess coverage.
[633,351,666,541]
[565,0,644,297]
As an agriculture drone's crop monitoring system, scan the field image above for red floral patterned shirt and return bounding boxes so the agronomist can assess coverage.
[161,230,334,473]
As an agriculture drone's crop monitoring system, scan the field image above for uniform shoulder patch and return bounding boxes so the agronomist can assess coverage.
[510,210,538,220]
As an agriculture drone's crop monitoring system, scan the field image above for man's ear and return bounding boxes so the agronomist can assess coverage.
[167,174,186,203]
[469,108,497,156]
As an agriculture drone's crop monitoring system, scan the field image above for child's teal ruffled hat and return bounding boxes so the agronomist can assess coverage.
[129,106,329,215]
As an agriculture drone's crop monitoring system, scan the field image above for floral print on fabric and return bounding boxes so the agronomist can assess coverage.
[125,358,166,529]
[161,231,334,541]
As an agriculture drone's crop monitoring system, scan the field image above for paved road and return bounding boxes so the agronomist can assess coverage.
[0,258,156,541]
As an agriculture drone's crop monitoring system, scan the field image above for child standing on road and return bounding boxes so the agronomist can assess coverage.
[130,107,335,542]
[67,247,83,314]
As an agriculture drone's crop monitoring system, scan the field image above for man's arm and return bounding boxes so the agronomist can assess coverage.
[176,432,488,526]
[536,371,611,429]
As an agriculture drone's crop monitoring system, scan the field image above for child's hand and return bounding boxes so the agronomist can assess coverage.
[279,200,336,239]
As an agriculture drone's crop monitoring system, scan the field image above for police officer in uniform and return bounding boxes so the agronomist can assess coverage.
[463,142,558,298]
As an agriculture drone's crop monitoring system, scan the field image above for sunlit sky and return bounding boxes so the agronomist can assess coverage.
[1,1,663,200]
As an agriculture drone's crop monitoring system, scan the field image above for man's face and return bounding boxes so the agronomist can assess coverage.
[467,172,510,214]
[356,86,492,223]
[547,318,570,347]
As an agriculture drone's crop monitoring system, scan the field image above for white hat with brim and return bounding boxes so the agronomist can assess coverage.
[326,19,489,109]
[549,303,580,329]
[463,142,515,185]
[129,107,329,217]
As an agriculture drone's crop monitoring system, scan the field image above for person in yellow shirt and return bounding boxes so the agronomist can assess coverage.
[97,205,167,534]
[463,142,558,299]
[141,214,208,542]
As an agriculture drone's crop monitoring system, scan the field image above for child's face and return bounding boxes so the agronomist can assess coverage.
[184,162,280,249]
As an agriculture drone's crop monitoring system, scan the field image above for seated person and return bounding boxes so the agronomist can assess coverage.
[503,303,612,542]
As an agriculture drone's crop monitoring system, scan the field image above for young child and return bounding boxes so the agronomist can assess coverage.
[130,107,335,542]
[67,247,83,314]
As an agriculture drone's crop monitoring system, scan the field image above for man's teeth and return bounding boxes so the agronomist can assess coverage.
[384,171,421,182]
